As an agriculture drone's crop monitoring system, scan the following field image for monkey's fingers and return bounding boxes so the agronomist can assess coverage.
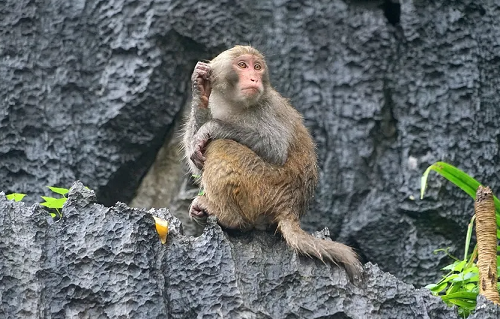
[192,62,211,82]
[192,77,203,93]
[192,77,210,108]
[190,150,206,170]
[203,82,212,102]
[195,61,211,77]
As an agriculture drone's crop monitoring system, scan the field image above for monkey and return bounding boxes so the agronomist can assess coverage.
[183,45,362,280]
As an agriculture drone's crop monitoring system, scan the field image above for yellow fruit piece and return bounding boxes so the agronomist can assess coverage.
[153,216,169,244]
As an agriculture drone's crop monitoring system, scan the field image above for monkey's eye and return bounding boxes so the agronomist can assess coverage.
[238,61,247,68]
[254,63,262,70]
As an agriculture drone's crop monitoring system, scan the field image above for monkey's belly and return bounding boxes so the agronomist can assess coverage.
[202,139,284,229]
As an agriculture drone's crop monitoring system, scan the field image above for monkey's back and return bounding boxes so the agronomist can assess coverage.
[201,121,318,230]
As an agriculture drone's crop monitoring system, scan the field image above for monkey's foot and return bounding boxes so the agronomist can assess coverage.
[189,197,209,225]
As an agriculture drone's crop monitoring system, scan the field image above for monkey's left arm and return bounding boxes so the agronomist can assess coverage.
[190,120,287,169]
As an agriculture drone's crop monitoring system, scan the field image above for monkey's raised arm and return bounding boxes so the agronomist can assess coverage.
[189,61,212,128]
[183,62,213,174]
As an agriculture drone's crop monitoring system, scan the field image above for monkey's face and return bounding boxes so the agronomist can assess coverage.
[231,54,265,103]
[210,47,270,109]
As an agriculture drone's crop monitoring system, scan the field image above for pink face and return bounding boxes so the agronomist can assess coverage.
[232,54,265,99]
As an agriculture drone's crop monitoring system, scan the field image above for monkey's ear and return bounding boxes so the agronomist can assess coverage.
[153,216,169,244]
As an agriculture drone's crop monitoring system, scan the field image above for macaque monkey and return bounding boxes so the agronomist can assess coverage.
[183,45,362,279]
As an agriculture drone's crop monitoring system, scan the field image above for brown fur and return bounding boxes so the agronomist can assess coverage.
[185,46,362,280]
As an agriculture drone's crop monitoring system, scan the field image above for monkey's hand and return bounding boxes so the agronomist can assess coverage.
[191,61,212,108]
[190,132,210,170]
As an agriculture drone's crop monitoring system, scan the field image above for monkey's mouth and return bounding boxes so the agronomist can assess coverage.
[241,87,261,94]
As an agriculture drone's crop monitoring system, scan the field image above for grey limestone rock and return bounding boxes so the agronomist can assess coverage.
[0,182,461,318]
[1,0,499,294]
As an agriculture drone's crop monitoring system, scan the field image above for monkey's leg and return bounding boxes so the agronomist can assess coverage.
[189,195,249,230]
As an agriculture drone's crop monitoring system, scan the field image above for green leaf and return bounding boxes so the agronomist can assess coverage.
[441,291,478,301]
[451,271,477,283]
[420,167,433,200]
[41,196,57,202]
[49,212,56,218]
[425,283,437,290]
[455,260,466,272]
[47,186,69,196]
[443,260,464,272]
[446,282,461,295]
[465,274,479,283]
[464,216,475,260]
[457,307,473,317]
[451,273,466,283]
[425,282,448,294]
[40,197,67,209]
[421,162,480,200]
[421,162,500,215]
[463,266,478,274]
[440,274,459,284]
[464,283,477,292]
[445,298,476,309]
[6,193,26,202]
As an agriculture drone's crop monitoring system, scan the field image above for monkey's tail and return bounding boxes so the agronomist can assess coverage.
[278,219,362,281]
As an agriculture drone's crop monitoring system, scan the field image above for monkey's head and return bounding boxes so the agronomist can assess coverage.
[210,45,270,107]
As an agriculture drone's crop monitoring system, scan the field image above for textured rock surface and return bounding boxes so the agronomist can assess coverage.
[1,0,500,288]
[469,296,500,319]
[0,183,464,318]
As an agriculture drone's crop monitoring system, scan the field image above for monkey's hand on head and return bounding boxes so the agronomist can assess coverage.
[191,61,212,108]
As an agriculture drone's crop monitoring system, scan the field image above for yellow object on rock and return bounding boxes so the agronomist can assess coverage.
[153,216,169,244]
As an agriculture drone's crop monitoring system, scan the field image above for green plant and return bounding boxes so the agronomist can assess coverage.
[6,193,26,202]
[421,161,500,317]
[421,162,500,230]
[6,188,67,218]
[40,186,69,218]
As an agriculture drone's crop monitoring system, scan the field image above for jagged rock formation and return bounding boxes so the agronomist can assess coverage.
[0,183,481,318]
[1,0,499,289]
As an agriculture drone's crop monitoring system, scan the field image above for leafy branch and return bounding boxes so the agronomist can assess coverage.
[421,161,500,317]
[6,186,70,219]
